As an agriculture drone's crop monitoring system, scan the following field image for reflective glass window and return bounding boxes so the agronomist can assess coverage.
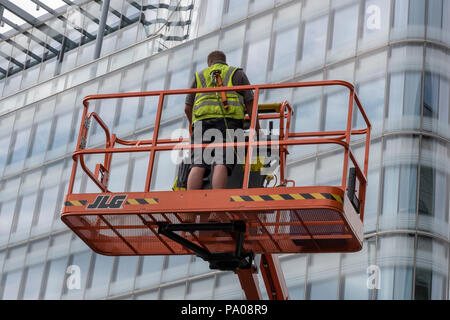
[387,72,422,129]
[160,283,186,300]
[39,57,57,82]
[4,107,35,175]
[188,255,210,277]
[0,199,15,245]
[42,233,71,300]
[1,269,22,300]
[355,50,387,135]
[315,150,345,186]
[423,45,450,138]
[87,73,121,148]
[287,159,316,187]
[291,74,323,132]
[67,84,97,153]
[135,289,159,300]
[111,48,138,74]
[0,177,20,245]
[290,74,323,159]
[60,48,79,74]
[356,79,385,133]
[108,154,130,192]
[414,237,448,300]
[162,45,193,123]
[281,255,307,300]
[137,54,168,131]
[353,139,381,233]
[214,272,244,300]
[323,89,350,132]
[248,0,274,15]
[196,1,224,37]
[340,239,376,299]
[109,256,139,296]
[222,0,249,26]
[243,13,273,84]
[10,169,42,244]
[3,72,23,97]
[392,0,425,40]
[186,277,214,300]
[426,0,450,44]
[161,255,189,283]
[386,45,423,131]
[25,98,55,168]
[379,135,419,231]
[1,244,27,300]
[306,253,340,300]
[135,256,164,289]
[129,153,151,192]
[61,236,91,299]
[359,0,391,52]
[76,42,95,67]
[45,106,74,161]
[31,161,64,237]
[424,71,440,123]
[0,113,15,177]
[192,34,219,73]
[22,239,48,299]
[150,141,176,192]
[85,254,114,299]
[20,64,41,90]
[376,235,414,300]
[219,23,245,67]
[114,63,144,136]
[323,62,355,136]
[327,3,359,63]
[268,3,301,82]
[61,251,91,299]
[297,14,328,73]
[101,33,118,57]
[417,137,449,236]
[0,250,5,274]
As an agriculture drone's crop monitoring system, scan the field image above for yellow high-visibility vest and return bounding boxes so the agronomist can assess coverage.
[192,63,245,124]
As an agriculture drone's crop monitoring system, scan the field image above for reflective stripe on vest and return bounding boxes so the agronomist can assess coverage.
[192,64,245,124]
[193,91,244,109]
[193,99,244,111]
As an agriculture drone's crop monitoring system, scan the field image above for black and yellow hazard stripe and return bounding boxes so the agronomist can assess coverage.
[64,200,88,207]
[230,193,343,204]
[126,198,159,205]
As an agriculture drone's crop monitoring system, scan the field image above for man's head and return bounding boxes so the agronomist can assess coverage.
[207,51,227,67]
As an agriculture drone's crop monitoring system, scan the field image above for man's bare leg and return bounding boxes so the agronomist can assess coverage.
[212,164,227,189]
[187,166,206,190]
[209,164,228,224]
[185,167,206,223]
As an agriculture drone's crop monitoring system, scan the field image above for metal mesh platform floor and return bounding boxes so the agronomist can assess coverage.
[62,186,363,255]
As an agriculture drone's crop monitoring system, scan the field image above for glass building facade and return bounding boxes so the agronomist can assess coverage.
[0,0,449,300]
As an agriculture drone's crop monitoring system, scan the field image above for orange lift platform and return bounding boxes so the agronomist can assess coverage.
[61,80,371,300]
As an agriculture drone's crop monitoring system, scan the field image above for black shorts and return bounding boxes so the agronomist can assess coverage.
[190,118,244,176]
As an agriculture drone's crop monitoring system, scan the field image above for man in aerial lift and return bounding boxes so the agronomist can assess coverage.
[184,50,260,193]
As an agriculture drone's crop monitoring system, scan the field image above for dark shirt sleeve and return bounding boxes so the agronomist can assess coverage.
[232,69,254,103]
[185,77,197,105]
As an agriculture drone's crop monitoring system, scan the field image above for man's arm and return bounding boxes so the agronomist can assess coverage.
[185,77,196,132]
[185,103,194,135]
[185,103,193,125]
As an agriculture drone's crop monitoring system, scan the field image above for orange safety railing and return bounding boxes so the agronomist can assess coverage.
[67,80,371,221]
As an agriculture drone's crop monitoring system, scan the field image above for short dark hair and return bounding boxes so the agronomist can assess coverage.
[207,51,226,66]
